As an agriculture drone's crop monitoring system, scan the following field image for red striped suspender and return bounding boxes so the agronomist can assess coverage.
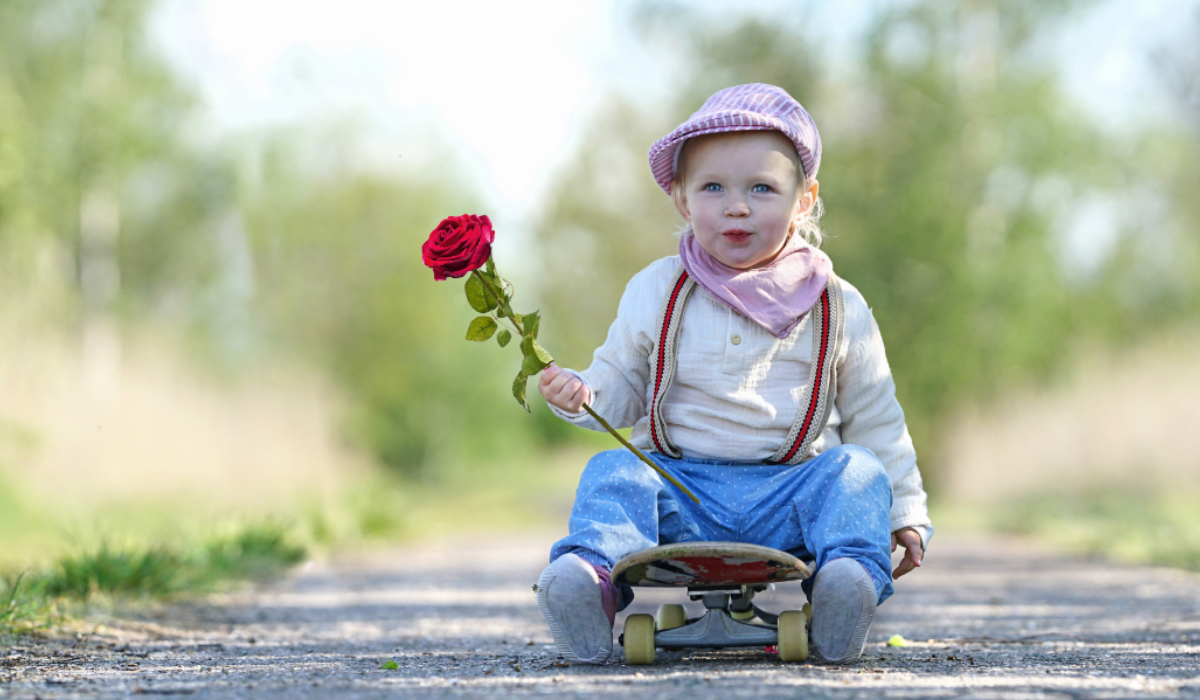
[648,265,843,465]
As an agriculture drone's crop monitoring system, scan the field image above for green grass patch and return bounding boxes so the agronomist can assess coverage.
[0,444,591,641]
[1,521,306,639]
[40,523,306,599]
[936,487,1200,571]
[0,574,57,636]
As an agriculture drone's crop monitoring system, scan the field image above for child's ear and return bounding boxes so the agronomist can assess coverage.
[670,183,691,222]
[800,178,820,214]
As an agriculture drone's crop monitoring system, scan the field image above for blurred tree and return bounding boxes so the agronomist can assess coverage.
[0,0,209,302]
[0,0,555,477]
[1147,8,1200,312]
[533,1,1200,490]
[238,129,556,477]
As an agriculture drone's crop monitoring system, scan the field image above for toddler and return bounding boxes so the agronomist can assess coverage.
[536,84,932,665]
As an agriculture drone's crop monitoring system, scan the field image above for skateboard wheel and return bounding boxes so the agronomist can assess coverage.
[777,610,809,663]
[656,604,687,631]
[623,614,656,665]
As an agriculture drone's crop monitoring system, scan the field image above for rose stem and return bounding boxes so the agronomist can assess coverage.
[473,266,702,506]
[472,270,522,335]
[581,403,701,506]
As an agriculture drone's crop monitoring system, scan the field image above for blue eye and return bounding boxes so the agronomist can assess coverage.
[752,184,771,193]
[703,183,722,192]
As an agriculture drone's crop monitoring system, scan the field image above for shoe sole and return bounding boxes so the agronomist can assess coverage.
[811,558,878,664]
[536,556,612,665]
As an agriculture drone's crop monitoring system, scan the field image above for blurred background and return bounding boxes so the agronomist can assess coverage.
[2,0,1200,588]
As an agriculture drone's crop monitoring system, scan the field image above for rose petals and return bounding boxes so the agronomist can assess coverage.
[422,214,495,280]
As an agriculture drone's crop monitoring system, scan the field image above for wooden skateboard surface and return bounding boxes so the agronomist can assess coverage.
[612,542,812,587]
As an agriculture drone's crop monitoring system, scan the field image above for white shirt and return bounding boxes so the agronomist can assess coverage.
[551,255,934,546]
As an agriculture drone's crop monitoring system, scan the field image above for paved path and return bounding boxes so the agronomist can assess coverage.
[3,534,1199,698]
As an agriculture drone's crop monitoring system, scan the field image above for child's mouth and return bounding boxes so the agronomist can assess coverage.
[723,230,753,243]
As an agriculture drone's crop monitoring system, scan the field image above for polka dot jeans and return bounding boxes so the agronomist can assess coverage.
[549,444,895,605]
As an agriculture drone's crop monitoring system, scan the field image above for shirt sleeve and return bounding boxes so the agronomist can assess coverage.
[834,285,934,540]
[548,261,667,430]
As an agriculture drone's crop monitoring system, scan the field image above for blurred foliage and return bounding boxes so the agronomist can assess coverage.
[534,1,1200,492]
[3,0,1199,489]
[0,0,558,478]
[972,487,1200,572]
[238,130,555,474]
[0,0,225,321]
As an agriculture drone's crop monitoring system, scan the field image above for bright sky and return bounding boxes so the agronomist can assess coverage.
[151,0,1195,238]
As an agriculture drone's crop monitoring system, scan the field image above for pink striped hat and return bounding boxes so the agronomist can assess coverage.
[648,83,821,194]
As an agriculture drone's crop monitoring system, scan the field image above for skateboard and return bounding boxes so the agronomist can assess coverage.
[612,541,813,665]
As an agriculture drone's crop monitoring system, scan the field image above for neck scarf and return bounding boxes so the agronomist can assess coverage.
[678,232,832,339]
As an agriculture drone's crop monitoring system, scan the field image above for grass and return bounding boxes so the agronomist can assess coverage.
[0,444,589,641]
[0,520,306,639]
[0,574,55,636]
[935,486,1200,572]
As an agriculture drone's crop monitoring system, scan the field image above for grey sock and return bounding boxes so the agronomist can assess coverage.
[536,553,613,665]
[810,557,878,664]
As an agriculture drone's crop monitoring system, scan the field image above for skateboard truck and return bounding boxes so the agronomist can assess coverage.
[612,542,813,665]
[653,585,778,649]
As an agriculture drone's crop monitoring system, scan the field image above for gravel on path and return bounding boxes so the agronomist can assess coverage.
[3,533,1199,699]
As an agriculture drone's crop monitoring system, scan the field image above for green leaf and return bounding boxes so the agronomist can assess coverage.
[496,329,512,347]
[512,372,530,412]
[466,316,498,342]
[379,660,399,670]
[520,335,554,375]
[531,336,554,363]
[465,274,497,313]
[523,310,541,339]
[512,311,540,338]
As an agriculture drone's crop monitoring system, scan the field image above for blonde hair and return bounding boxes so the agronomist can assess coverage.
[670,133,825,248]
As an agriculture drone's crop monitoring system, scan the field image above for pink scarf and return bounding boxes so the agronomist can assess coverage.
[678,232,832,339]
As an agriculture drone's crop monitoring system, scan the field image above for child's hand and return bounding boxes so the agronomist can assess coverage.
[538,363,593,414]
[891,527,923,579]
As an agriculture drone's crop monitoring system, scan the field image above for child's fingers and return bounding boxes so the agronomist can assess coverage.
[552,374,579,401]
[562,378,590,412]
[539,368,588,412]
[892,543,923,578]
[539,369,577,410]
[539,363,561,387]
[568,379,591,409]
[542,369,574,398]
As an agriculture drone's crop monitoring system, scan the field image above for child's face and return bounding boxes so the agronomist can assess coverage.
[673,131,817,270]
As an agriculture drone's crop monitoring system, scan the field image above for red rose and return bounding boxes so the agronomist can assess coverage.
[422,214,495,280]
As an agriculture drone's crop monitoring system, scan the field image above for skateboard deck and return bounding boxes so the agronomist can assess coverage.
[612,542,812,587]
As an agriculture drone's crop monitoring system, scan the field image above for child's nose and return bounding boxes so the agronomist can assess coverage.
[724,197,750,217]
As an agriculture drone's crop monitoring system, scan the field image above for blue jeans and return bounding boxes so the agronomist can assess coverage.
[550,444,895,604]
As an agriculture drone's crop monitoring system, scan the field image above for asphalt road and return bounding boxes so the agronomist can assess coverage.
[3,533,1199,699]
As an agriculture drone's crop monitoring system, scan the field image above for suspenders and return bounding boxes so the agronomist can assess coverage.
[647,265,845,465]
